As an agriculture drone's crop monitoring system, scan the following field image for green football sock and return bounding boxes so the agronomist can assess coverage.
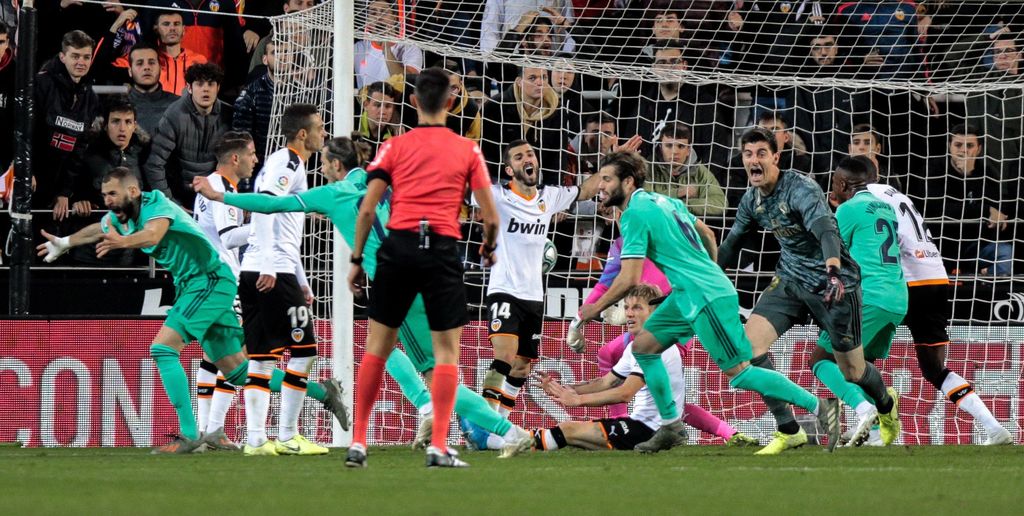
[730,365,818,413]
[386,350,432,409]
[456,384,513,436]
[634,352,680,421]
[150,344,199,440]
[813,360,870,409]
[270,367,326,401]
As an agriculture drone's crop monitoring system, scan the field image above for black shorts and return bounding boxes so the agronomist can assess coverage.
[369,231,468,332]
[752,277,863,353]
[597,417,657,450]
[238,272,317,359]
[905,283,952,346]
[486,293,544,360]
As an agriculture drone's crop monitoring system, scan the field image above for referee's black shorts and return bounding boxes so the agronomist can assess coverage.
[369,230,468,332]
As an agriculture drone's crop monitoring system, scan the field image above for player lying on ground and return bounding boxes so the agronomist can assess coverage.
[536,284,687,451]
[844,157,1012,445]
[191,131,348,451]
[568,233,756,446]
[194,134,534,459]
[813,156,908,447]
[39,168,251,454]
[578,150,840,454]
[478,139,606,418]
[717,127,898,455]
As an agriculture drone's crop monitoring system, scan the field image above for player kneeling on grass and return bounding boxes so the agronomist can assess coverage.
[534,284,685,451]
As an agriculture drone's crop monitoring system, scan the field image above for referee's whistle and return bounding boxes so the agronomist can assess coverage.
[419,218,430,250]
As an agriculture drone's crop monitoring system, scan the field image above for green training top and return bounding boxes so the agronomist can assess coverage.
[619,189,736,319]
[835,190,908,314]
[222,168,392,278]
[101,190,229,285]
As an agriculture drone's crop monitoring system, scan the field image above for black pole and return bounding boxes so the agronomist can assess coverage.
[9,6,37,315]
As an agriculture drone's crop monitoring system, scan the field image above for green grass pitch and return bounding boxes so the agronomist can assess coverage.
[3,445,1022,515]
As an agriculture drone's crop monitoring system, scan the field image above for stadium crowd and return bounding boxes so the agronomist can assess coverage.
[0,0,1021,276]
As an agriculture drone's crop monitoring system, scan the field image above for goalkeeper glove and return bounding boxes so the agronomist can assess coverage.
[42,236,71,263]
[601,302,627,326]
[566,315,585,353]
[823,265,845,308]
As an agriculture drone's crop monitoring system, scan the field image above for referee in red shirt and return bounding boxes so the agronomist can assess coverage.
[346,68,500,468]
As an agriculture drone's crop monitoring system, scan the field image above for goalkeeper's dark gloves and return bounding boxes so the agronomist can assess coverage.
[823,265,845,308]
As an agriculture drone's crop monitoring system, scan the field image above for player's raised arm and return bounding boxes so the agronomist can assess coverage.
[580,258,643,322]
[472,183,499,266]
[97,218,171,257]
[36,225,104,262]
[717,193,755,268]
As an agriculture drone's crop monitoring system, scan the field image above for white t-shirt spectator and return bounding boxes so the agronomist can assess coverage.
[353,40,423,89]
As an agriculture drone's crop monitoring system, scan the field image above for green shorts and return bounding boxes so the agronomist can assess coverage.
[753,277,863,353]
[164,273,243,362]
[396,294,436,373]
[643,293,752,371]
[818,305,905,360]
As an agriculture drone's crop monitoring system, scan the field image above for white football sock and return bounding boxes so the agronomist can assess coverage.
[942,372,1002,434]
[206,374,236,433]
[418,401,434,418]
[854,401,876,420]
[245,360,275,447]
[499,380,522,417]
[279,356,315,442]
[196,365,217,436]
[537,429,562,451]
[486,433,508,450]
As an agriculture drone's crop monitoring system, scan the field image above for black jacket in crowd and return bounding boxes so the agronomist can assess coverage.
[232,72,274,160]
[128,87,179,137]
[64,129,150,205]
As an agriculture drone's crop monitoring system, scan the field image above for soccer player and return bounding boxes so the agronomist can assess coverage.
[813,156,907,447]
[717,127,898,455]
[536,284,686,452]
[193,135,535,458]
[862,160,1013,445]
[578,151,840,453]
[238,103,327,456]
[347,68,502,468]
[479,139,601,417]
[38,167,251,453]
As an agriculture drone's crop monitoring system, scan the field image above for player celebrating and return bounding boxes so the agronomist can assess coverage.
[812,156,907,446]
[238,103,327,456]
[862,160,1013,445]
[579,151,840,453]
[194,134,534,458]
[347,68,501,468]
[38,168,252,453]
[717,127,898,455]
[479,139,602,417]
[536,284,686,452]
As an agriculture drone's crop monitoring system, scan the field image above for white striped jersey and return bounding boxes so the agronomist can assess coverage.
[613,338,686,431]
[241,148,308,277]
[866,183,948,285]
[193,172,247,278]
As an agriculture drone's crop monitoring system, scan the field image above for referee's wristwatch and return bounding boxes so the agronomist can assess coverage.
[350,255,363,266]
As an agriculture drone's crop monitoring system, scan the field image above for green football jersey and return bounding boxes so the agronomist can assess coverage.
[835,190,908,314]
[101,190,228,285]
[619,189,736,319]
[223,168,392,278]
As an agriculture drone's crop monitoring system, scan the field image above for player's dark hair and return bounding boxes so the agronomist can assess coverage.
[364,80,397,101]
[624,283,664,303]
[62,30,95,53]
[128,41,159,62]
[104,95,136,120]
[213,131,254,163]
[413,67,451,115]
[836,155,875,183]
[950,123,983,140]
[185,62,224,86]
[851,123,884,152]
[661,121,691,142]
[757,110,788,128]
[602,151,647,188]
[281,103,320,141]
[503,139,532,169]
[102,166,139,186]
[739,126,778,154]
[585,111,617,131]
[324,134,371,171]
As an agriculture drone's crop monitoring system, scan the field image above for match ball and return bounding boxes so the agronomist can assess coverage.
[542,240,557,274]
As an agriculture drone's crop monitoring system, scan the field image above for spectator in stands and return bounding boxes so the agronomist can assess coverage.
[481,1,574,55]
[438,60,483,142]
[153,11,207,96]
[641,10,684,62]
[34,30,101,213]
[915,124,1014,276]
[648,122,726,218]
[966,27,1023,186]
[724,0,824,74]
[145,0,245,72]
[234,41,279,160]
[0,23,13,170]
[126,42,178,136]
[91,6,142,85]
[246,0,317,72]
[63,96,150,220]
[846,124,908,192]
[551,68,594,148]
[36,0,133,83]
[575,112,616,177]
[145,63,232,207]
[354,0,423,88]
[482,65,569,184]
[838,0,924,81]
[357,81,401,159]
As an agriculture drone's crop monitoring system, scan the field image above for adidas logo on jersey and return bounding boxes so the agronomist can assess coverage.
[507,218,547,235]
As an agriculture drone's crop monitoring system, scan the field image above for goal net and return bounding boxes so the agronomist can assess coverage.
[274,0,1023,447]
